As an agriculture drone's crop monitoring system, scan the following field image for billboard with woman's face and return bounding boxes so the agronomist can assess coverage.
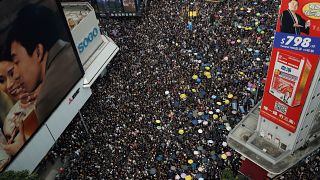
[0,0,83,171]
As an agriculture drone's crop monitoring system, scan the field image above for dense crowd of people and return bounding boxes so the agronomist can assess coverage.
[37,0,320,179]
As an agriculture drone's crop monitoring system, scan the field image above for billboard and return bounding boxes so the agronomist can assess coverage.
[260,0,320,132]
[0,0,83,171]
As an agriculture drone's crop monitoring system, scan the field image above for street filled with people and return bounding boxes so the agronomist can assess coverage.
[39,0,320,179]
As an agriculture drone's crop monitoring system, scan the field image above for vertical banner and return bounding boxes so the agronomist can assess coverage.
[260,0,320,132]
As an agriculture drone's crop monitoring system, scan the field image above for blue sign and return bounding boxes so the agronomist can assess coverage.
[78,27,99,53]
[273,32,320,54]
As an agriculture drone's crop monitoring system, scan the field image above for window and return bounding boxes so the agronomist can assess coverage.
[280,143,287,150]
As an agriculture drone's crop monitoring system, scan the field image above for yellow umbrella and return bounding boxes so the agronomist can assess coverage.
[248,27,253,30]
[227,94,234,99]
[178,129,184,135]
[221,154,227,160]
[191,89,197,93]
[205,66,210,70]
[192,74,198,80]
[206,75,212,79]
[213,114,219,120]
[188,159,194,164]
[218,78,222,81]
[204,71,211,77]
[240,7,244,11]
[217,102,222,106]
[180,93,187,100]
[224,99,230,104]
[239,72,245,75]
[155,120,161,124]
[185,175,192,180]
[189,11,198,17]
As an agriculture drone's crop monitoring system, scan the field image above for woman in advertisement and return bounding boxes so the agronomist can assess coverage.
[0,48,36,170]
[280,0,311,35]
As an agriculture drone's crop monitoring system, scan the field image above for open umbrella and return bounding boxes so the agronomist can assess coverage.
[222,142,228,147]
[221,154,227,160]
[185,175,192,180]
[165,90,170,95]
[181,173,187,178]
[192,74,198,80]
[226,151,232,156]
[224,99,230,104]
[175,175,180,180]
[155,120,161,124]
[188,159,194,164]
[198,166,204,172]
[180,93,187,100]
[149,168,156,175]
[178,129,184,135]
[192,119,198,125]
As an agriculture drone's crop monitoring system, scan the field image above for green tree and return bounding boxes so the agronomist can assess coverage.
[221,168,235,180]
[0,170,38,180]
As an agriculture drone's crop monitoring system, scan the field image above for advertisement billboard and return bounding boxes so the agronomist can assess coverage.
[0,0,83,171]
[260,0,320,132]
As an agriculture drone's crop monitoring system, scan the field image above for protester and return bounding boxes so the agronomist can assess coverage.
[39,0,320,179]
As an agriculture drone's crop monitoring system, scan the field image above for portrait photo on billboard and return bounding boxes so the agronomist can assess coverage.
[0,0,83,171]
[277,0,320,37]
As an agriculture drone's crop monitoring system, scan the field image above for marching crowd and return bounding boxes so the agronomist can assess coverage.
[38,0,320,179]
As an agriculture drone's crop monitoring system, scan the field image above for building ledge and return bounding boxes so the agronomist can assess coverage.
[228,103,320,175]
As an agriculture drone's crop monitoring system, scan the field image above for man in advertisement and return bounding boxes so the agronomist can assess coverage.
[280,0,311,35]
[6,4,82,124]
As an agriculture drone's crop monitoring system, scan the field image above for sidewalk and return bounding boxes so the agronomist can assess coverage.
[36,158,63,180]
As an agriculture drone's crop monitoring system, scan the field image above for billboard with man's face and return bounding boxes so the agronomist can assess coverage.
[0,0,83,171]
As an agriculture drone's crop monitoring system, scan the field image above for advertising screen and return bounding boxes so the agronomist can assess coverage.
[0,0,83,171]
[260,0,320,132]
[122,0,136,12]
